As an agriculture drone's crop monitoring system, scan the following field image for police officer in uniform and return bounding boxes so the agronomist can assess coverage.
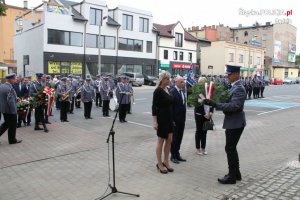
[75,76,82,108]
[125,77,133,114]
[246,76,253,99]
[100,75,111,117]
[23,77,32,126]
[57,77,71,122]
[0,73,22,144]
[116,77,130,123]
[44,75,53,123]
[213,65,247,184]
[81,77,95,119]
[30,73,48,133]
[94,74,102,107]
[68,75,77,114]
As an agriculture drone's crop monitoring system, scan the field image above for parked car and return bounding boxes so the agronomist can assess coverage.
[296,77,300,84]
[270,78,283,85]
[119,72,144,86]
[283,77,296,84]
[143,75,158,86]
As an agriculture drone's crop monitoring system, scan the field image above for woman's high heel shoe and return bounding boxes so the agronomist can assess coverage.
[162,163,174,172]
[156,164,168,174]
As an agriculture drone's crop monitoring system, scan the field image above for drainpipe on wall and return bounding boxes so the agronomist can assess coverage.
[115,25,120,75]
[83,20,87,78]
[156,33,159,76]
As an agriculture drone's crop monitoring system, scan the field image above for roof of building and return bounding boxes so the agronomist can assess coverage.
[106,16,120,27]
[153,22,198,42]
[230,23,273,30]
[6,4,30,10]
[153,23,176,38]
[71,7,87,21]
[59,0,79,7]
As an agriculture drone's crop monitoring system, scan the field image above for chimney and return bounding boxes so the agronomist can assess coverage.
[238,24,242,28]
[24,0,28,9]
[266,22,271,26]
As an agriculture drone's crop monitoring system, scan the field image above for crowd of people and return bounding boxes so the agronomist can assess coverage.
[152,65,250,185]
[0,72,134,144]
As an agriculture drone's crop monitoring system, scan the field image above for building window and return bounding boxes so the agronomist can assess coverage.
[48,29,82,46]
[86,34,115,49]
[164,50,168,59]
[122,14,133,30]
[173,51,178,60]
[119,37,143,52]
[179,52,183,61]
[249,56,252,64]
[146,41,152,53]
[257,57,261,65]
[262,34,267,41]
[188,52,192,61]
[235,37,239,42]
[134,40,143,51]
[229,53,234,62]
[244,31,248,36]
[239,54,244,63]
[100,35,115,49]
[89,8,102,25]
[175,33,183,47]
[71,32,82,46]
[16,18,23,26]
[86,34,98,48]
[139,17,149,33]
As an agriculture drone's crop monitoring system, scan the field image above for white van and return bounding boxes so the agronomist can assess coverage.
[121,72,144,86]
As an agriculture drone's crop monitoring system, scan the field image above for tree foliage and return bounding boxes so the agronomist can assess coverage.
[0,0,7,16]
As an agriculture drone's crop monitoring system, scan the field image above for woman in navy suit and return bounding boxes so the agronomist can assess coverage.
[152,71,174,174]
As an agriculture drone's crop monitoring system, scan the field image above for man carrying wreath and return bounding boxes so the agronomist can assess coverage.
[30,73,49,133]
[207,65,247,184]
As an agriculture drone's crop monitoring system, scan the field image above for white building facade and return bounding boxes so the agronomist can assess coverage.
[14,0,157,77]
[153,21,198,75]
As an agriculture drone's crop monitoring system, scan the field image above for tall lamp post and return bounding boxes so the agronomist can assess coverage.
[248,35,257,77]
[98,16,107,75]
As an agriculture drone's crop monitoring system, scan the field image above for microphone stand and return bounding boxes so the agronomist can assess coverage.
[96,92,140,200]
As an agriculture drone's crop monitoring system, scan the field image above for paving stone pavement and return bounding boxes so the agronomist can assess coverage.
[220,164,300,200]
[0,102,299,200]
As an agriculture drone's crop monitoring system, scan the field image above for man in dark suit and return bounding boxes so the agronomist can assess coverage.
[214,65,247,184]
[170,76,187,164]
[23,77,32,126]
[13,76,28,127]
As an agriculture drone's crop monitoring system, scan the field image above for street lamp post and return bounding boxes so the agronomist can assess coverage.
[98,16,107,76]
[248,35,257,77]
[248,41,251,77]
[98,25,102,75]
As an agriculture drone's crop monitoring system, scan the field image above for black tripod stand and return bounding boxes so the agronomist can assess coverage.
[96,93,139,200]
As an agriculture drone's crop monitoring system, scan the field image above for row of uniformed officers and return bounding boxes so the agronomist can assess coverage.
[0,73,134,144]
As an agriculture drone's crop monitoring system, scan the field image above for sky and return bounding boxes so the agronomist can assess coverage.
[6,0,300,54]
